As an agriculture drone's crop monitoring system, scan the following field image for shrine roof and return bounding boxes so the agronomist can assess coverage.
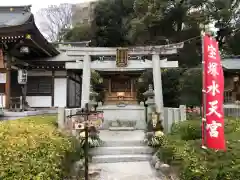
[0,5,59,60]
[222,57,240,70]
[0,6,32,28]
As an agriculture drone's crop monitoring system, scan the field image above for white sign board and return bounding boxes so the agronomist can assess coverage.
[18,69,27,84]
[0,73,6,83]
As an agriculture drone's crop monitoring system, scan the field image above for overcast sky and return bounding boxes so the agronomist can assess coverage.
[0,0,96,13]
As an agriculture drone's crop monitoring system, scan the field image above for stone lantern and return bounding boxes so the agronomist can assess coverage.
[143,84,164,133]
[143,84,156,117]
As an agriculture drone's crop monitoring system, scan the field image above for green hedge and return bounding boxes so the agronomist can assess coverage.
[0,116,83,180]
[158,118,240,180]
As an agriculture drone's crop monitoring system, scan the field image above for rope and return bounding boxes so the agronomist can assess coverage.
[180,35,201,43]
[178,26,240,45]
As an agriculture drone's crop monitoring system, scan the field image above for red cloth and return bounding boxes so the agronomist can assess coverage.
[202,34,226,151]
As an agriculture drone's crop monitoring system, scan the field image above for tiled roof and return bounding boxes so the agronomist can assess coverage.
[0,5,59,58]
[222,58,240,70]
[0,6,32,28]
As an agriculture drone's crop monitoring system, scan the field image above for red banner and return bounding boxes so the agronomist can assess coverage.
[202,34,226,151]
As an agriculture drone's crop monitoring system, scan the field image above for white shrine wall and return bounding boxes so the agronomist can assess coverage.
[26,70,67,108]
[26,96,52,107]
[54,71,67,107]
[54,78,67,107]
[27,70,51,107]
[0,94,5,108]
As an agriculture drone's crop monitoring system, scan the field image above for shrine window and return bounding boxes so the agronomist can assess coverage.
[111,79,131,92]
[102,78,109,90]
[27,77,52,95]
[0,84,4,93]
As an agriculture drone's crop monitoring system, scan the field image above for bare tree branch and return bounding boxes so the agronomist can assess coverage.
[37,3,73,42]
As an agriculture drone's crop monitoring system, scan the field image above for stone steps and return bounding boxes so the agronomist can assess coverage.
[91,130,152,164]
[91,154,152,163]
[90,146,153,156]
[109,127,135,131]
[101,140,145,147]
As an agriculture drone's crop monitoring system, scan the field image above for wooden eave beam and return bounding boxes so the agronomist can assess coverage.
[26,35,52,57]
[11,57,29,67]
[0,35,25,43]
[58,42,184,53]
[9,40,44,58]
[29,65,65,70]
[0,23,33,34]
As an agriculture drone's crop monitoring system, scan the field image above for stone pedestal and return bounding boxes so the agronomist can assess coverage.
[58,107,65,129]
[97,104,145,130]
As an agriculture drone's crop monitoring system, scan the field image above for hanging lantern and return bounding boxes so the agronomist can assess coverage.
[138,77,143,83]
[20,46,30,54]
[233,75,239,82]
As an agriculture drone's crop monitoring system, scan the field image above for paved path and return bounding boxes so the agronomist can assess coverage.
[89,161,165,180]
[89,130,166,180]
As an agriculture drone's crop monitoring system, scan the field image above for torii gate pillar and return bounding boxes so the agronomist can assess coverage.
[152,53,164,120]
[81,55,91,107]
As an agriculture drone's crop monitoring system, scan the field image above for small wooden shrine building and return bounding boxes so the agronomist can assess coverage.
[222,57,240,104]
[0,5,82,109]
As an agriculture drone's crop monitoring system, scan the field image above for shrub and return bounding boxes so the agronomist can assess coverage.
[158,118,240,180]
[186,107,201,120]
[224,118,240,135]
[180,140,240,180]
[0,116,83,180]
[75,123,102,148]
[157,135,189,165]
[171,120,202,140]
[79,131,102,148]
[145,131,165,147]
